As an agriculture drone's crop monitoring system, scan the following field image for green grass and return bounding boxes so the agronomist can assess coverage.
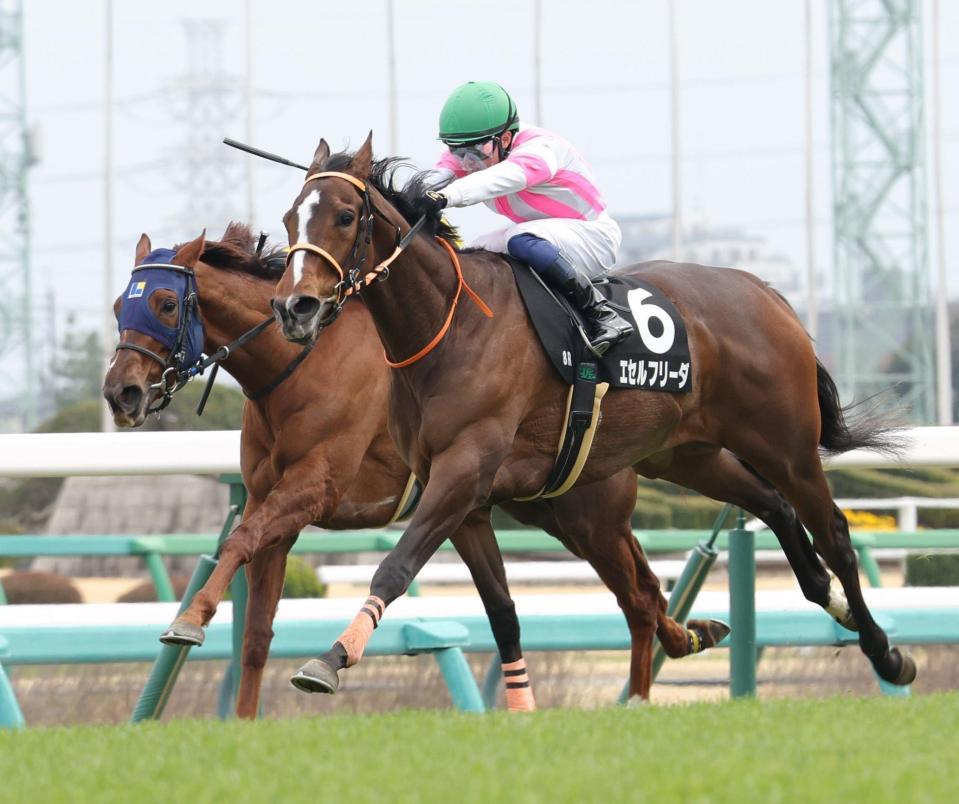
[2,694,958,803]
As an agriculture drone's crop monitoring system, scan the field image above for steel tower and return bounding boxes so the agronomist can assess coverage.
[0,0,34,429]
[829,0,934,422]
[168,19,244,234]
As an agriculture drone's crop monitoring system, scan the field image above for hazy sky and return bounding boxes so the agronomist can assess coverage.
[4,0,958,411]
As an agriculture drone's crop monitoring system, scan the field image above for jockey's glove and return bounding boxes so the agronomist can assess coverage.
[417,190,449,219]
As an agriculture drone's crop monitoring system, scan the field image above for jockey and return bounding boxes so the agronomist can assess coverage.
[417,81,634,355]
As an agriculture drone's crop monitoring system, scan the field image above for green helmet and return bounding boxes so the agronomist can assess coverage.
[438,81,519,144]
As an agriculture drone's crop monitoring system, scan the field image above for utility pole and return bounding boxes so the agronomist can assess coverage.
[804,0,817,341]
[385,0,398,154]
[930,0,952,424]
[101,0,115,433]
[668,0,682,259]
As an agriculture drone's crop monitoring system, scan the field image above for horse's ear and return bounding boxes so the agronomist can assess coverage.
[310,138,330,170]
[135,233,152,265]
[349,131,374,177]
[175,230,206,268]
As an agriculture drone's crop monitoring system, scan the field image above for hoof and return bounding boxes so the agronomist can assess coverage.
[290,658,339,694]
[159,619,205,647]
[686,619,731,653]
[625,695,649,709]
[703,619,731,647]
[892,649,917,686]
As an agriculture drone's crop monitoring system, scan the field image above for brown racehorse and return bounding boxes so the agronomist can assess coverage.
[103,224,719,712]
[272,134,914,696]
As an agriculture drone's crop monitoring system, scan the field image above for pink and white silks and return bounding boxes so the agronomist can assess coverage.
[433,125,622,279]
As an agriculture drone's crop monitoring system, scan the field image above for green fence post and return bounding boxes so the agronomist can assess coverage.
[618,505,729,704]
[728,509,757,698]
[143,551,176,602]
[855,544,883,588]
[434,648,485,712]
[218,477,249,719]
[130,498,243,723]
[481,655,502,709]
[130,553,219,722]
[0,636,25,730]
[218,567,248,719]
[403,622,483,712]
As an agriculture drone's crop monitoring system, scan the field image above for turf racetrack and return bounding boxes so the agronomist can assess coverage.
[2,693,956,802]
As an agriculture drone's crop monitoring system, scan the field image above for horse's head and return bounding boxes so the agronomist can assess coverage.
[273,133,376,343]
[102,232,207,426]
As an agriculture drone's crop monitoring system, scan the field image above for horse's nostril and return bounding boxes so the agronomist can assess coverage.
[291,295,321,320]
[117,385,144,414]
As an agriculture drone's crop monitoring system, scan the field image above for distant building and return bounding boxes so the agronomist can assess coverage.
[614,213,801,299]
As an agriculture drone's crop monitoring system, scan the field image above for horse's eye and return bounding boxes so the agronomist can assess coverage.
[162,299,177,313]
[337,211,355,226]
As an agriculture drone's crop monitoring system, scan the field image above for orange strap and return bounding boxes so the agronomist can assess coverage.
[386,238,493,369]
[284,242,345,283]
[303,171,367,192]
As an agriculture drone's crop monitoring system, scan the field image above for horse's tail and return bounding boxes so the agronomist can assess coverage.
[816,358,905,457]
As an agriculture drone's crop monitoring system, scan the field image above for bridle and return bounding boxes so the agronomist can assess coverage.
[284,170,426,327]
[284,169,493,368]
[115,258,313,415]
[114,262,203,413]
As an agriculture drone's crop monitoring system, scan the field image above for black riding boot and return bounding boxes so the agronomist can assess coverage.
[540,253,634,356]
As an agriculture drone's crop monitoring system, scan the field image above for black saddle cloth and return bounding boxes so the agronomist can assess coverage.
[508,258,693,393]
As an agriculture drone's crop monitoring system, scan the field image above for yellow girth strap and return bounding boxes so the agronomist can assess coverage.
[514,382,610,501]
[386,473,420,525]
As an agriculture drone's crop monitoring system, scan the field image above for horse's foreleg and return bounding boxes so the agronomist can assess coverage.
[450,510,534,712]
[162,462,335,646]
[235,540,292,719]
[292,443,500,695]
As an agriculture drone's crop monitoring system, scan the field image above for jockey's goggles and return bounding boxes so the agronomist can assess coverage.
[447,138,496,170]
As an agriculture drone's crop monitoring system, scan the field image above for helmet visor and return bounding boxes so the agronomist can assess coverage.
[448,138,496,172]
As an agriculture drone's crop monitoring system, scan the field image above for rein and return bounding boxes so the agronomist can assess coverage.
[116,262,311,415]
[386,239,493,369]
[187,316,315,412]
[286,171,491,369]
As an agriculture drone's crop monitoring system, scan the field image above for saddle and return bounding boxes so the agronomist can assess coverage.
[508,257,693,499]
[508,257,693,392]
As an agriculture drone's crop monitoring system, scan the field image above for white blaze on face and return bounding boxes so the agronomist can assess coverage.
[292,189,321,286]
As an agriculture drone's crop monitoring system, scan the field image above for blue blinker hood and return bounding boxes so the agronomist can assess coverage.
[117,248,205,367]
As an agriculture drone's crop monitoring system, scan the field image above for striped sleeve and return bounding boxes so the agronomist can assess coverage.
[442,161,529,207]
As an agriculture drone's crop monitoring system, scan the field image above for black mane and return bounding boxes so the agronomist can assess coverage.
[188,222,287,281]
[324,151,462,246]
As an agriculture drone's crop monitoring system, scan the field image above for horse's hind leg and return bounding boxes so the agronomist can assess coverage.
[729,432,915,686]
[235,538,293,719]
[506,470,726,702]
[639,446,834,616]
[773,455,916,685]
[449,511,535,711]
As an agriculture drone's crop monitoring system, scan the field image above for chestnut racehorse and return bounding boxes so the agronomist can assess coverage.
[104,224,719,713]
[272,135,912,696]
